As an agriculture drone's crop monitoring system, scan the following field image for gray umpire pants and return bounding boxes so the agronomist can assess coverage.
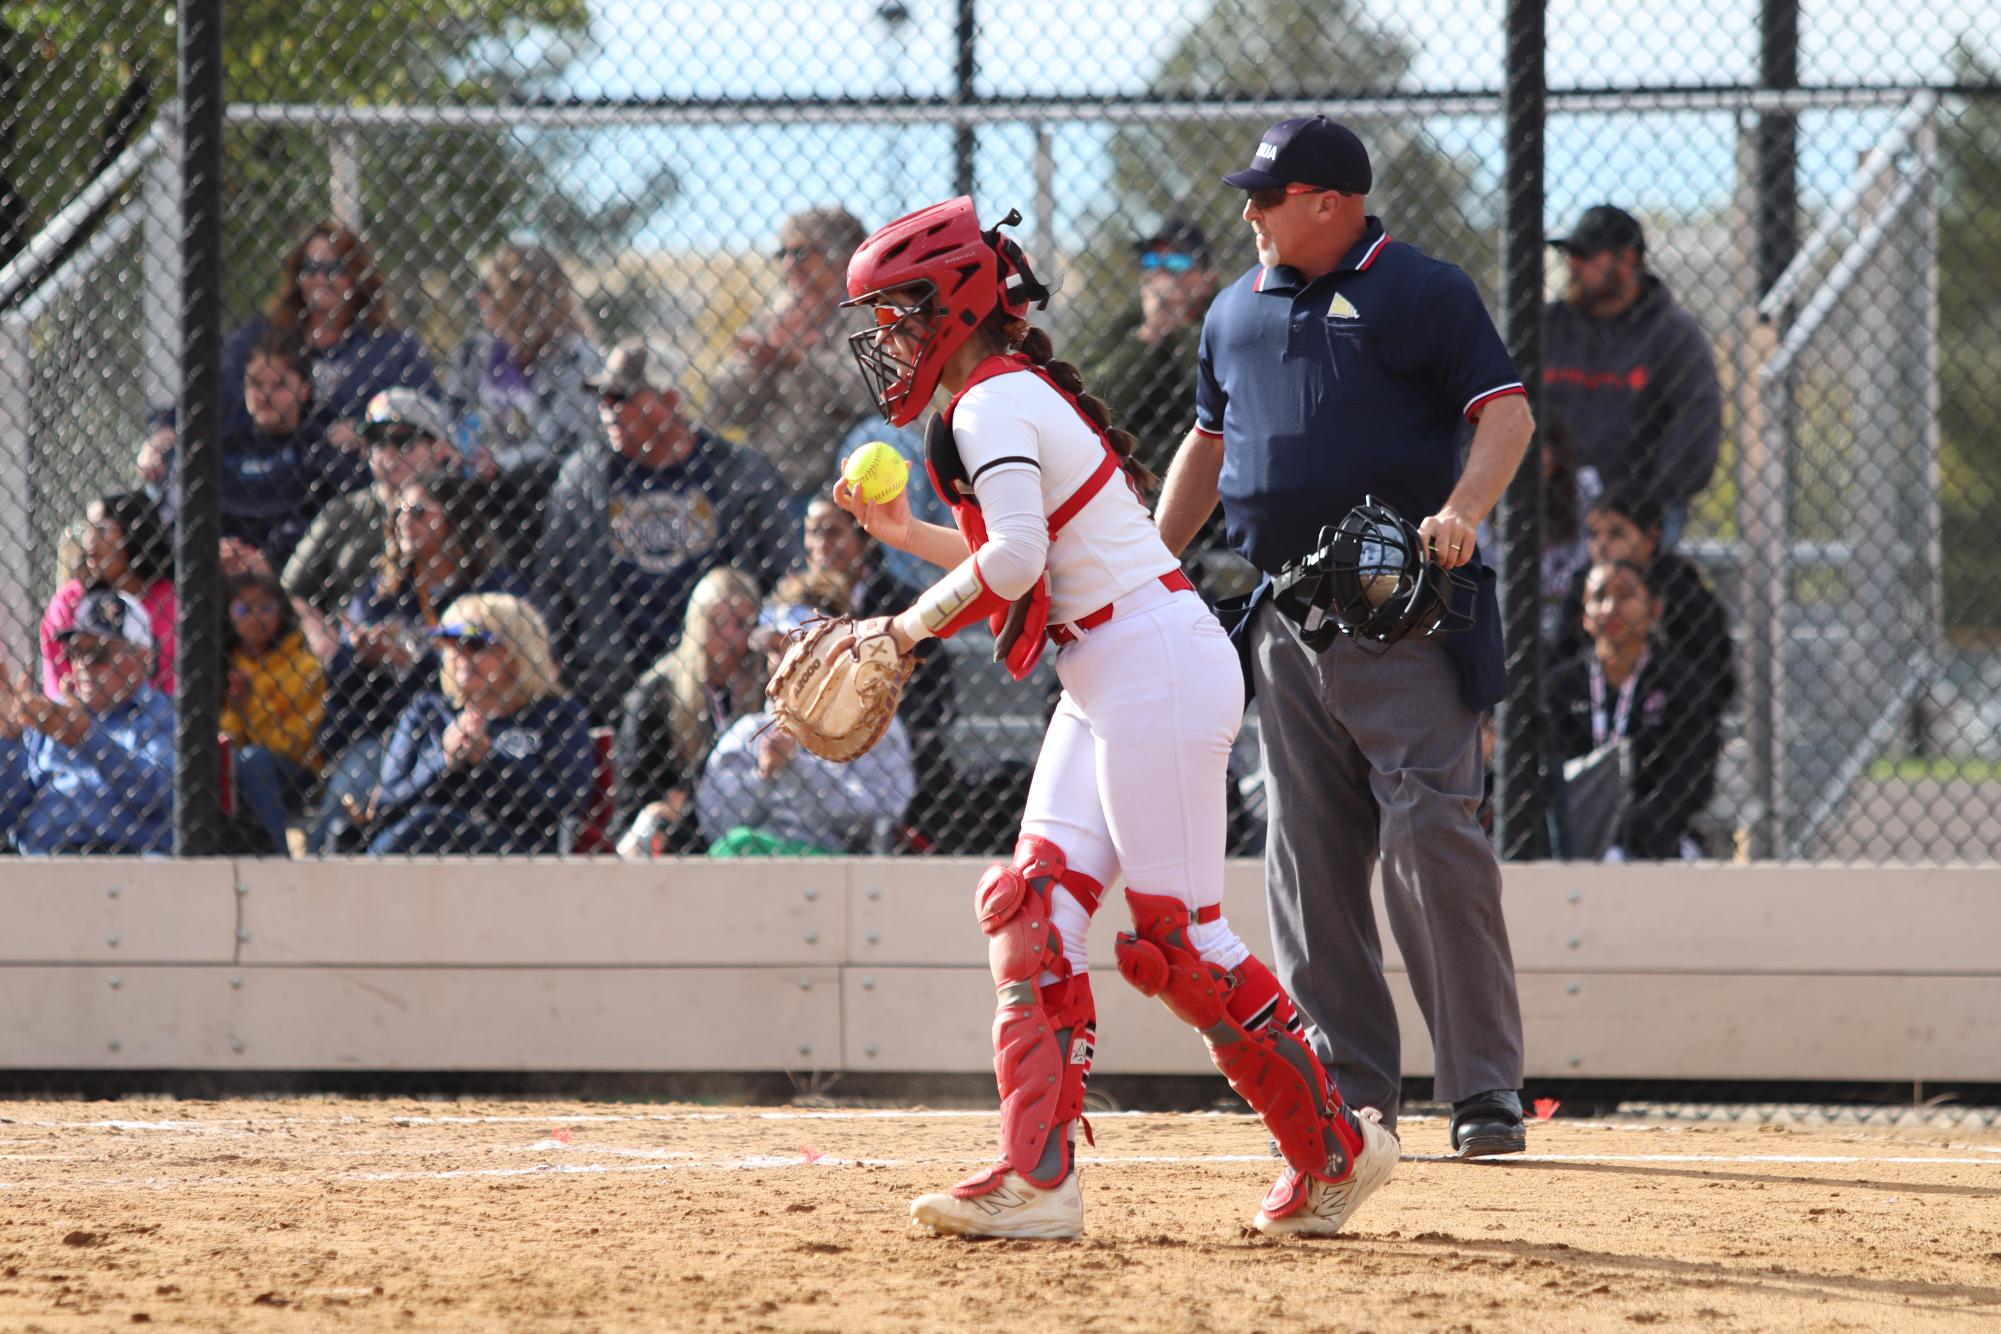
[1250,600,1524,1135]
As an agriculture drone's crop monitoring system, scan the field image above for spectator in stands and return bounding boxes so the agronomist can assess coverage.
[696,591,916,856]
[141,333,331,569]
[800,494,955,838]
[1083,218,1220,481]
[536,338,797,722]
[445,241,604,571]
[312,472,524,850]
[0,589,173,854]
[704,207,877,499]
[361,593,592,855]
[611,566,765,859]
[1548,558,1723,861]
[221,571,325,855]
[40,491,176,698]
[1543,205,1722,545]
[142,221,437,491]
[283,387,461,656]
[1553,485,1735,715]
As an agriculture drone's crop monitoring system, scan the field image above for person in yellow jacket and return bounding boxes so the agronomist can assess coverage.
[221,571,326,854]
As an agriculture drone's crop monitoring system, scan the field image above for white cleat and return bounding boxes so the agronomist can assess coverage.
[1252,1106,1399,1238]
[910,1169,1083,1240]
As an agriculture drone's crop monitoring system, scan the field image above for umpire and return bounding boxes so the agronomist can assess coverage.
[1155,116,1535,1155]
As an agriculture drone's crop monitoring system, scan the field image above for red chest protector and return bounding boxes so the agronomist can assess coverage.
[923,354,1127,679]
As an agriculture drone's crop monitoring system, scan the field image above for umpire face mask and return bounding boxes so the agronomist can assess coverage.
[1272,497,1476,653]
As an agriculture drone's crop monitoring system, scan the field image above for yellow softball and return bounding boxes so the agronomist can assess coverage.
[843,441,909,504]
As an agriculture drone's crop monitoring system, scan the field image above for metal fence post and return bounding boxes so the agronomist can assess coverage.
[1495,0,1549,859]
[174,0,227,857]
[953,0,976,198]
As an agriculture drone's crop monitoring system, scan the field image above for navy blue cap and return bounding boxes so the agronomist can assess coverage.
[1223,116,1372,195]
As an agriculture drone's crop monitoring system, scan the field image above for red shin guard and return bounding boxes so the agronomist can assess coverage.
[1115,889,1363,1181]
[955,836,1102,1195]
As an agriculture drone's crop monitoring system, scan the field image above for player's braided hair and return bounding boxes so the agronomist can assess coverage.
[976,308,1160,498]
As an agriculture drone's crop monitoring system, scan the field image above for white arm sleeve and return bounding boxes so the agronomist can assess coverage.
[960,467,1047,600]
[943,379,1050,602]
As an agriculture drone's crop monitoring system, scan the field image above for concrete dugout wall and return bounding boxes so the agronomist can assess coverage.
[3,860,1995,1079]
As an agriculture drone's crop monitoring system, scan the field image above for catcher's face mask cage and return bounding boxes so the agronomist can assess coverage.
[1274,497,1475,654]
[844,281,946,428]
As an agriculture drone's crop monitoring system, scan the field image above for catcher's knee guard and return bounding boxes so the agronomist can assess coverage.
[956,835,1102,1195]
[1115,889,1364,1182]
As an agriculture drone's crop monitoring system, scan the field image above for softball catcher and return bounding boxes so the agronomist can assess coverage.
[829,197,1398,1241]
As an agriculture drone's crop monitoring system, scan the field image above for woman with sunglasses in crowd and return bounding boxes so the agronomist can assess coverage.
[310,472,530,851]
[363,592,593,855]
[143,222,438,498]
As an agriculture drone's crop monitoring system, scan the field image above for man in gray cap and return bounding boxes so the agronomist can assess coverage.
[705,206,878,499]
[1543,204,1722,544]
[536,337,798,721]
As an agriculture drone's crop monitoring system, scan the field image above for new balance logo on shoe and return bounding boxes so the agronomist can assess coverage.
[970,1185,1027,1217]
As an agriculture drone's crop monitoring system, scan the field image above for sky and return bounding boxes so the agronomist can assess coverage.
[533,0,1980,261]
[499,0,1990,265]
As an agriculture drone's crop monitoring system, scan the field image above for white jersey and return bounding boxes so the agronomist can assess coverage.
[952,368,1180,624]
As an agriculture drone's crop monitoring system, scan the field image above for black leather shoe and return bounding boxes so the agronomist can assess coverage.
[1451,1089,1527,1157]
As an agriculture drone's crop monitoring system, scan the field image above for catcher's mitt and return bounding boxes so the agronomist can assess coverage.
[765,617,915,762]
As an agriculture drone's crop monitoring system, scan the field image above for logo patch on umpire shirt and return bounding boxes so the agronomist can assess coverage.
[1328,293,1360,320]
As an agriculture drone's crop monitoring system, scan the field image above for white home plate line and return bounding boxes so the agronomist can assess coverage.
[1,1148,1996,1194]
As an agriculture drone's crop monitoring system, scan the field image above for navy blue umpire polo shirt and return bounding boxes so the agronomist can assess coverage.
[1194,216,1526,709]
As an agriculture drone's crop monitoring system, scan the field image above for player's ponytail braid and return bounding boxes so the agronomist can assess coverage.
[993,317,1160,498]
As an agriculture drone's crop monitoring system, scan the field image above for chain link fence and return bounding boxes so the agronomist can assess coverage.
[0,1,1996,863]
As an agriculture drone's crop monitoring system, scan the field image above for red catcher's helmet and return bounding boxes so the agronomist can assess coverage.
[842,197,1049,427]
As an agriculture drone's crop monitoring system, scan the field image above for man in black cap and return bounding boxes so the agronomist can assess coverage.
[1543,204,1722,545]
[1083,218,1221,481]
[1153,114,1535,1189]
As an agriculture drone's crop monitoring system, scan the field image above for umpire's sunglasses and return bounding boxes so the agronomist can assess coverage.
[1245,183,1331,211]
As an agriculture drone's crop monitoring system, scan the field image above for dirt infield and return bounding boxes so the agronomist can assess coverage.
[1,1099,1998,1331]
